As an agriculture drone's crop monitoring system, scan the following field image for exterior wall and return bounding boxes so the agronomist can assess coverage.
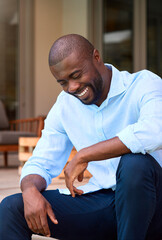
[34,0,88,117]
[34,0,62,117]
[62,0,88,37]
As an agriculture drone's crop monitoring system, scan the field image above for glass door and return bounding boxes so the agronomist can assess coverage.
[147,0,162,76]
[0,0,19,120]
[102,0,133,72]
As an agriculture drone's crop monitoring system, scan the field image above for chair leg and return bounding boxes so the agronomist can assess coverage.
[3,152,8,167]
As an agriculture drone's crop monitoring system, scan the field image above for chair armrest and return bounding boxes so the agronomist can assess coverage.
[9,116,45,137]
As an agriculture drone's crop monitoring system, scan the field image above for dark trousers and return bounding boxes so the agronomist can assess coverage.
[0,153,162,240]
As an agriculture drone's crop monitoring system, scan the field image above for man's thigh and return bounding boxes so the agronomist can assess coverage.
[43,189,117,240]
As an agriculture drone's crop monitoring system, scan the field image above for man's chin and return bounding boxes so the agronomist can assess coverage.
[70,92,100,105]
[74,96,93,105]
[79,96,100,105]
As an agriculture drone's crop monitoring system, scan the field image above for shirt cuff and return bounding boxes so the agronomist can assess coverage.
[116,125,146,154]
[20,165,52,187]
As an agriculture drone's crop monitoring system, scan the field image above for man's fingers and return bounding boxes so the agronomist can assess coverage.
[40,213,51,237]
[65,175,75,197]
[26,208,56,237]
[35,216,47,236]
[77,172,84,182]
[26,217,39,234]
[26,218,33,231]
[70,186,75,197]
[68,181,75,197]
[47,205,58,225]
[73,186,84,195]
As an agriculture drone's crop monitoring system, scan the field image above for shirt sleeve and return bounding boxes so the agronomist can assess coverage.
[117,71,162,154]
[20,98,73,187]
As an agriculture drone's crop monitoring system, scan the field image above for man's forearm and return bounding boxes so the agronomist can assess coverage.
[21,174,46,193]
[79,136,130,163]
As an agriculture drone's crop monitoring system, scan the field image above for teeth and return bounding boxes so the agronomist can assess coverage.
[77,87,88,97]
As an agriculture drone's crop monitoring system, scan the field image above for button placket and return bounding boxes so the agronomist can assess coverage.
[95,110,106,141]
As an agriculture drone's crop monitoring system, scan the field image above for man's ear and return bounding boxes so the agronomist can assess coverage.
[93,49,101,63]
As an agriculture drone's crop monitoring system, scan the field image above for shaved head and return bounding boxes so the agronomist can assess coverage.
[49,34,94,66]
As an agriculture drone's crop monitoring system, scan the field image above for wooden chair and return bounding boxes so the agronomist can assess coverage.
[0,100,45,167]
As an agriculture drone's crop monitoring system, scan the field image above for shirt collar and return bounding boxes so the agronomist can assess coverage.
[91,64,126,111]
[105,64,126,100]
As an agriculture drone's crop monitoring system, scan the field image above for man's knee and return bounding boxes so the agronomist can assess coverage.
[116,153,156,190]
[0,193,24,217]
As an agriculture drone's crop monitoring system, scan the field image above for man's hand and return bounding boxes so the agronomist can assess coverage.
[64,137,130,197]
[22,186,58,237]
[64,151,88,197]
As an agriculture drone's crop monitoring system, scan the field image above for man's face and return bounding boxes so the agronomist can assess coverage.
[50,51,104,106]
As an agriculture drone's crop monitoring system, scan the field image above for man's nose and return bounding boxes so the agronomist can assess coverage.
[68,80,80,94]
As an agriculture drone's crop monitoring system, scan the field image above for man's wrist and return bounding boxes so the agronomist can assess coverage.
[78,148,91,164]
[22,183,38,195]
[21,174,46,193]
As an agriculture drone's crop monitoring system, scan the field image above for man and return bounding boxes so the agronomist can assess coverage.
[0,34,162,240]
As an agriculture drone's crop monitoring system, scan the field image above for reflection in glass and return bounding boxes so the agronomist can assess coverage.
[103,0,133,72]
[0,0,19,120]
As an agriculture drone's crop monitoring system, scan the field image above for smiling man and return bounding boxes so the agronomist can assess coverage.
[0,34,162,240]
[49,36,111,106]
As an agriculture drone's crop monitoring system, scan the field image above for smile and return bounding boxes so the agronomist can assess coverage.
[76,87,89,97]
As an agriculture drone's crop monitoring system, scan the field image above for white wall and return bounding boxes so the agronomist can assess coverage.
[34,0,62,117]
[34,0,88,117]
[62,0,88,37]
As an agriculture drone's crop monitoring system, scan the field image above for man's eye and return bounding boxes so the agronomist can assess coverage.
[72,74,81,79]
[60,81,67,86]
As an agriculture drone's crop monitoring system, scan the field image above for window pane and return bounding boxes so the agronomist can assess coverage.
[0,0,19,120]
[147,0,162,77]
[102,0,133,72]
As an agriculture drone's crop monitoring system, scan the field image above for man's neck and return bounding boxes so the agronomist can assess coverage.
[96,66,112,107]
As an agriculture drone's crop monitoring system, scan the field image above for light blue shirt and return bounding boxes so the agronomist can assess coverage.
[21,64,162,194]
